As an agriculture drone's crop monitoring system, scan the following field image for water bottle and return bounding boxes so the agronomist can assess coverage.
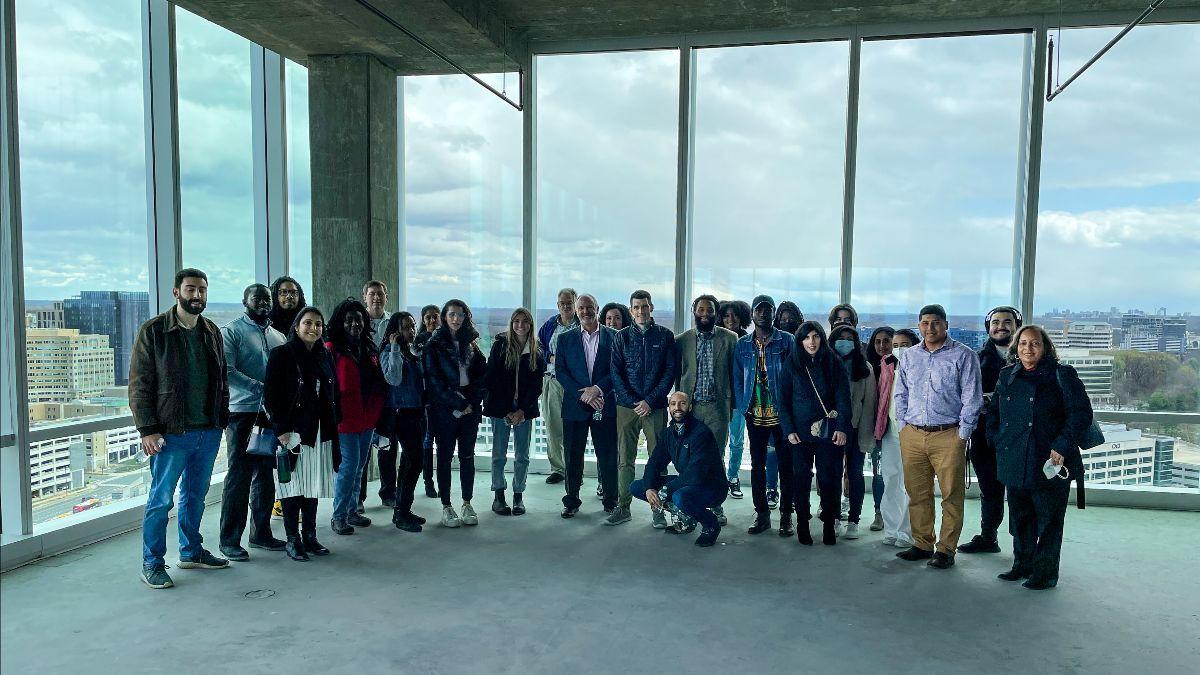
[276,444,292,484]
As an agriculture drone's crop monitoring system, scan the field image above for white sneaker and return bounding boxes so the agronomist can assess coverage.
[844,522,860,539]
[895,538,914,549]
[834,520,846,538]
[441,505,462,528]
[840,496,850,521]
[461,502,479,526]
[651,508,668,529]
[883,535,897,546]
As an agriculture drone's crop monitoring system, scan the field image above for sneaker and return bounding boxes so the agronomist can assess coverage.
[998,566,1031,582]
[840,496,850,520]
[894,538,915,549]
[330,518,354,535]
[441,505,462,528]
[1022,576,1058,590]
[958,534,1001,554]
[141,564,174,589]
[844,522,861,540]
[870,511,884,531]
[561,506,579,518]
[393,513,422,533]
[747,512,771,535]
[248,537,287,551]
[346,513,372,528]
[834,520,847,538]
[728,478,743,499]
[713,505,728,526]
[695,524,721,547]
[545,472,565,485]
[177,549,229,570]
[355,502,366,515]
[896,546,934,561]
[766,489,779,511]
[596,483,605,499]
[219,544,249,561]
[604,506,632,526]
[651,508,669,529]
[666,516,696,534]
[883,535,896,546]
[461,502,479,526]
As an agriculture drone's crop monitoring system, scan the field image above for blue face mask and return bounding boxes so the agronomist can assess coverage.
[833,339,856,356]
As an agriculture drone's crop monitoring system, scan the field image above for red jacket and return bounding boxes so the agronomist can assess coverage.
[325,341,385,434]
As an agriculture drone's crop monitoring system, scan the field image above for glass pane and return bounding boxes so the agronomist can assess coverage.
[29,425,152,526]
[1035,24,1199,413]
[535,50,679,326]
[1086,419,1199,492]
[176,7,254,323]
[852,33,1025,339]
[285,59,312,293]
[403,73,522,346]
[16,0,149,421]
[692,41,847,311]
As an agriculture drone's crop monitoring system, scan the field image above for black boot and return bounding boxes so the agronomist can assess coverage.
[285,535,309,561]
[748,511,771,535]
[797,519,814,546]
[823,519,836,546]
[424,478,438,499]
[392,510,422,533]
[301,529,330,556]
[998,565,1031,581]
[778,511,794,537]
[511,493,526,516]
[958,534,1001,554]
[492,490,512,516]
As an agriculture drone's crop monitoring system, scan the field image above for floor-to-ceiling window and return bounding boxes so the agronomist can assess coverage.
[285,59,312,294]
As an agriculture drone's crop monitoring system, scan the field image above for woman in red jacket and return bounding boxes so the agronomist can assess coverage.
[326,298,386,535]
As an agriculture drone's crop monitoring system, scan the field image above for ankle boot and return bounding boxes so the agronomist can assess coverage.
[301,529,329,556]
[748,511,771,535]
[492,489,512,515]
[797,520,814,546]
[778,511,794,537]
[823,519,837,546]
[512,493,526,516]
[285,534,309,561]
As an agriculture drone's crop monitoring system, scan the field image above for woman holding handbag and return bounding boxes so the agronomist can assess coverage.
[263,307,340,561]
[778,321,852,545]
[986,325,1093,590]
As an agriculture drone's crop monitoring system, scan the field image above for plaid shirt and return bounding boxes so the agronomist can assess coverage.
[693,330,716,402]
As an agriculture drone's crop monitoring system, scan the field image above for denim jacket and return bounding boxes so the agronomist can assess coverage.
[732,329,794,417]
[380,343,424,410]
[221,314,286,413]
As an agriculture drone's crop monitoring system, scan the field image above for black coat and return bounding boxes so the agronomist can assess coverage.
[263,337,341,471]
[482,333,546,419]
[972,339,1012,449]
[777,354,853,442]
[422,325,487,420]
[640,416,728,494]
[986,360,1092,491]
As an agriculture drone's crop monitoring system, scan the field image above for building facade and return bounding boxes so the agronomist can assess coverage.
[63,291,150,386]
[24,329,116,404]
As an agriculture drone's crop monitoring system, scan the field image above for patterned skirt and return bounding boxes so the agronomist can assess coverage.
[275,427,335,499]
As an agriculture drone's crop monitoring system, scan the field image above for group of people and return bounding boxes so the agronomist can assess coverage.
[131,269,1094,593]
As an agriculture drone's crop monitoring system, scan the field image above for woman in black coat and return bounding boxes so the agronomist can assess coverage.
[778,321,853,546]
[423,299,488,528]
[263,307,340,561]
[483,308,546,516]
[986,325,1093,590]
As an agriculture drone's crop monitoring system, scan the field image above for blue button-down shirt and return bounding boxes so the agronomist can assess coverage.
[893,337,983,440]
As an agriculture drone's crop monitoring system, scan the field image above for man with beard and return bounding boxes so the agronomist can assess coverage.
[630,392,728,547]
[958,305,1022,555]
[130,269,230,588]
[674,295,736,525]
[268,276,306,336]
[217,284,287,561]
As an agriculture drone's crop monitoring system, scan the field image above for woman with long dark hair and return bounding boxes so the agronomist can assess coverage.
[484,308,546,516]
[778,321,852,545]
[263,307,338,561]
[829,324,877,539]
[424,299,487,528]
[325,298,386,535]
[380,311,429,532]
[864,326,895,531]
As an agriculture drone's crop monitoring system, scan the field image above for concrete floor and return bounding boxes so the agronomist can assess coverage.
[2,475,1198,674]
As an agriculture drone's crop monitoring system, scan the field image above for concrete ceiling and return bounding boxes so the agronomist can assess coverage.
[173,0,1198,75]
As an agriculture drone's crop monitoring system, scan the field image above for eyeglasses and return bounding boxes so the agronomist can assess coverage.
[278,290,299,297]
[446,312,465,319]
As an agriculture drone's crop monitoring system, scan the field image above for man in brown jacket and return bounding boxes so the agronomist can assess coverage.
[130,268,230,589]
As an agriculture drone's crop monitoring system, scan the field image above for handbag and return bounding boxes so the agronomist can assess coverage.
[1055,367,1105,450]
[246,411,279,457]
[805,366,839,441]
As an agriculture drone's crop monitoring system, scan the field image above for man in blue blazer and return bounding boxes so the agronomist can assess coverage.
[556,294,619,518]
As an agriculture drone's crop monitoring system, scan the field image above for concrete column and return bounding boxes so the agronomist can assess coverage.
[308,54,398,315]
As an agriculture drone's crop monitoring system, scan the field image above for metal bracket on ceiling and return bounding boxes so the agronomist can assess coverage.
[354,0,523,111]
[1046,0,1166,101]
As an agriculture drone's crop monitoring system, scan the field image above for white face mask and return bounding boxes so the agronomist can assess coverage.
[1043,458,1069,480]
[893,346,909,359]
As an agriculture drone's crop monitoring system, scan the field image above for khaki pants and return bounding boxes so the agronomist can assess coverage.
[899,426,966,554]
[541,375,566,476]
[690,400,731,456]
[616,405,666,508]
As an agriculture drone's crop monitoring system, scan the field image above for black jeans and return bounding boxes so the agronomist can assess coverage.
[422,408,435,483]
[970,421,1006,539]
[360,408,398,504]
[747,418,791,515]
[281,496,319,538]
[563,416,618,511]
[792,440,843,523]
[219,412,277,547]
[430,405,479,506]
[1008,480,1070,580]
[392,408,426,516]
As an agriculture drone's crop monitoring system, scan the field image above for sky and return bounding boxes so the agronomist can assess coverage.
[14,1,1200,321]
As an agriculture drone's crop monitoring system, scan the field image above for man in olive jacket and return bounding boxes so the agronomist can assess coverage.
[129,269,230,589]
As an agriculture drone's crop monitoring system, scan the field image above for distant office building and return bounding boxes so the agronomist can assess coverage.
[1046,327,1066,345]
[1064,321,1114,349]
[1121,313,1186,353]
[63,291,150,386]
[25,329,116,404]
[34,301,65,329]
[1173,461,1199,489]
[1082,424,1156,486]
[1058,348,1115,406]
[86,426,142,472]
[1152,436,1176,487]
[28,434,87,498]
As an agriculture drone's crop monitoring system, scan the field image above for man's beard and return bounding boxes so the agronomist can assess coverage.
[695,315,715,331]
[991,332,1012,347]
[181,299,205,315]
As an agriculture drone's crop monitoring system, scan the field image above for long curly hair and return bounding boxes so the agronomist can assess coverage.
[326,298,377,355]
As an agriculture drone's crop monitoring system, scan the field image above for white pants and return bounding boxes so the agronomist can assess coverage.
[880,430,913,545]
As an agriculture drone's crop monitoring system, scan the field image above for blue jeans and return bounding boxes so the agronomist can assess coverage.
[334,429,375,521]
[142,428,222,567]
[630,477,726,530]
[726,413,745,482]
[766,444,779,491]
[490,417,532,493]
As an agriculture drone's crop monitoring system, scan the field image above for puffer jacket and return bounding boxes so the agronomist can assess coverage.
[611,321,677,409]
[423,324,487,420]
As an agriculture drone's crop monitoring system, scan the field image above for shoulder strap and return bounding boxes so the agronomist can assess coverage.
[805,366,830,417]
